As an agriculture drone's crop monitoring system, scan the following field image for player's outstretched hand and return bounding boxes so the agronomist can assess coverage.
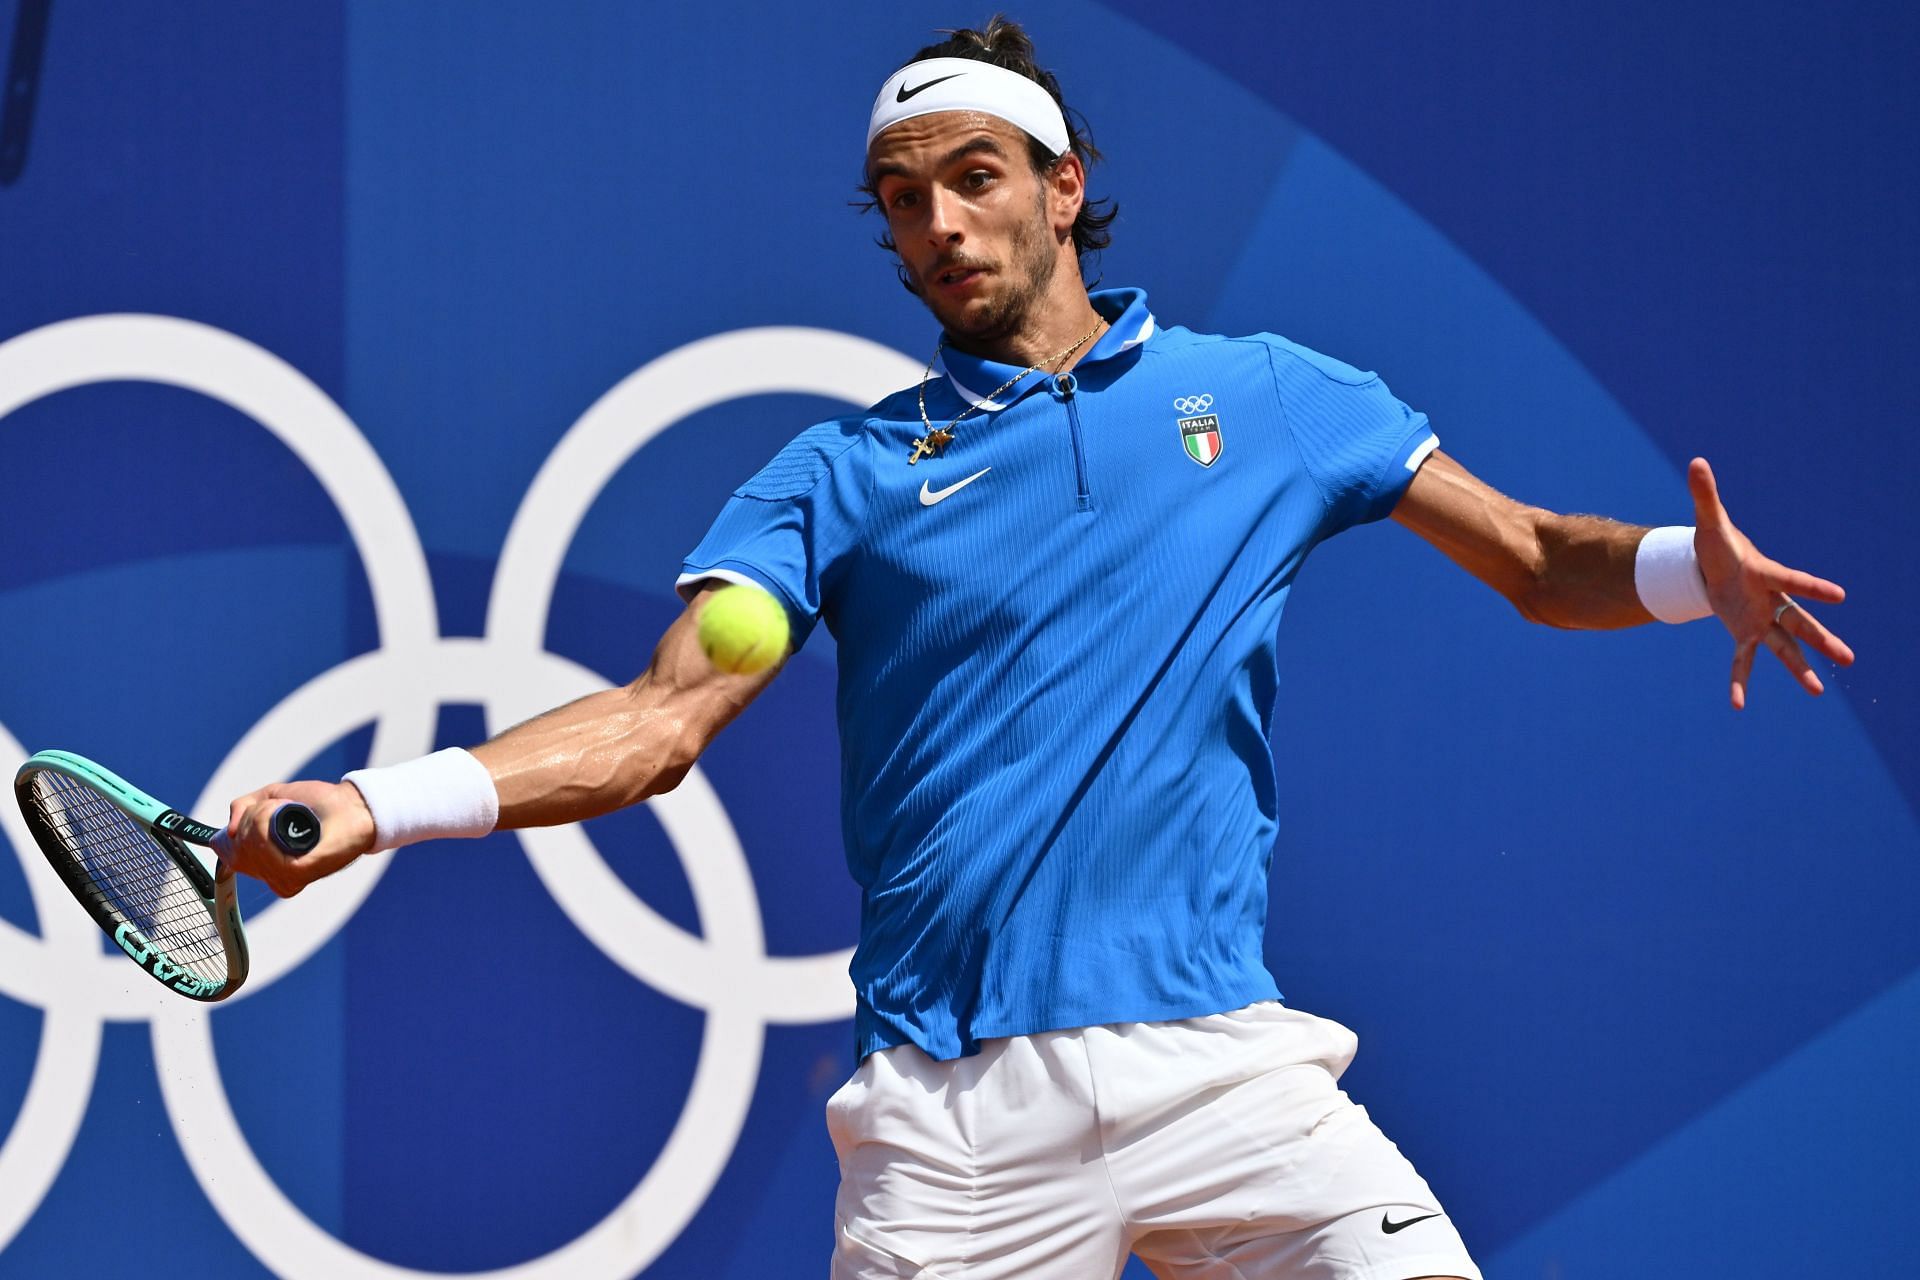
[1689,457,1855,709]
[221,780,378,897]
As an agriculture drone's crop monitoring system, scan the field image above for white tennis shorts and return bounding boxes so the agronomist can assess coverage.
[826,1002,1480,1280]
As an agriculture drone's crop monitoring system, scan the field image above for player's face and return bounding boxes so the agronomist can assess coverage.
[867,113,1066,346]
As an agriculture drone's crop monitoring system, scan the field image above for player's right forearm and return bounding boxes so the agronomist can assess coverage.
[470,675,704,831]
[225,585,773,891]
[224,681,707,893]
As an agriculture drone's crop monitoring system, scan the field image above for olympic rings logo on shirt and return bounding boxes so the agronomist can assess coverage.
[1172,393,1214,415]
[0,314,924,1278]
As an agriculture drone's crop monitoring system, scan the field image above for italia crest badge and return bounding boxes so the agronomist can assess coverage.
[1174,394,1222,467]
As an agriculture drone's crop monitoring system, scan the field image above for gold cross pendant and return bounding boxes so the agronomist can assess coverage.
[907,427,955,465]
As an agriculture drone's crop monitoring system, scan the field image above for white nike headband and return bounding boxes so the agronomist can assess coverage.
[867,57,1070,158]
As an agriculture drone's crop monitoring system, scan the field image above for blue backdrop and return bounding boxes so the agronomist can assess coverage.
[1,3,1913,1276]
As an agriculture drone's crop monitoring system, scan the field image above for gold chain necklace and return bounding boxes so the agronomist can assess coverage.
[909,315,1106,464]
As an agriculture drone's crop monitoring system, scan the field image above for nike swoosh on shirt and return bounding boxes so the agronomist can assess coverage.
[1380,1211,1444,1235]
[919,467,991,506]
[896,72,965,102]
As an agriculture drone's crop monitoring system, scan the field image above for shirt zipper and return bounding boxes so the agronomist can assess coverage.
[1052,372,1093,511]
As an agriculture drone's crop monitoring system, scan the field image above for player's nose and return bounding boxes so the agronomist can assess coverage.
[923,187,964,244]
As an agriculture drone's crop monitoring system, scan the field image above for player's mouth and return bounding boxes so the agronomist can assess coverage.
[932,264,990,293]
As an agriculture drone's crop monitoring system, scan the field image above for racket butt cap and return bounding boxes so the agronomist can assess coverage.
[271,803,321,854]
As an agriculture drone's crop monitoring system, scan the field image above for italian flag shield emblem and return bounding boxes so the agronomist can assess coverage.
[1179,414,1223,467]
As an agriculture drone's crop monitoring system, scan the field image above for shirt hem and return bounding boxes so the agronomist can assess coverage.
[857,979,1285,1062]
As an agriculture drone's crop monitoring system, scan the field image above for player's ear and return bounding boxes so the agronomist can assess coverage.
[1047,152,1085,237]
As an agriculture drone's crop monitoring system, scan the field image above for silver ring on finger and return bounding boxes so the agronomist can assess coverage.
[1773,599,1796,626]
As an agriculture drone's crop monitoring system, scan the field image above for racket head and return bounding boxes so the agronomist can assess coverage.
[12,750,249,1002]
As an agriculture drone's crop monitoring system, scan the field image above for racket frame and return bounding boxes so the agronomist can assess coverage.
[13,749,250,1002]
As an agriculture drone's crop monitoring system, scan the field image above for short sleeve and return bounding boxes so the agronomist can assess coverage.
[1263,336,1438,537]
[676,417,871,647]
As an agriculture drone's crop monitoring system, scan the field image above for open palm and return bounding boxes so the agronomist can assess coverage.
[1689,457,1855,709]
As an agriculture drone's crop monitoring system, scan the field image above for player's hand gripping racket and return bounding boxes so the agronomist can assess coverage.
[11,750,319,1001]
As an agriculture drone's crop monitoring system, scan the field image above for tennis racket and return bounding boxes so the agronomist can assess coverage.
[11,749,319,1002]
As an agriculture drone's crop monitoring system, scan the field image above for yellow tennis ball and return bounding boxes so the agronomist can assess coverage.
[698,584,790,674]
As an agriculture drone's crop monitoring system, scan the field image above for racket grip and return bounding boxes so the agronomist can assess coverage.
[270,803,321,855]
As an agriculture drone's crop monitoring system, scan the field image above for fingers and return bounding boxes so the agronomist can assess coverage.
[1688,457,1725,528]
[223,798,304,897]
[224,789,312,897]
[1730,638,1756,711]
[1753,557,1846,605]
[1777,602,1855,667]
[222,780,374,898]
[1763,624,1824,697]
[1731,602,1850,708]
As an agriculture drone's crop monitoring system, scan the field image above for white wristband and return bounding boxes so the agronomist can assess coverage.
[344,748,499,852]
[1634,525,1713,623]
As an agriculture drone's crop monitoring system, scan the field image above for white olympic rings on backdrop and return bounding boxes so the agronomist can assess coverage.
[0,315,922,1276]
[1172,394,1214,414]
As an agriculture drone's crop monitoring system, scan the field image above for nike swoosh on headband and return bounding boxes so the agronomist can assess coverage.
[868,58,1069,157]
[896,72,964,102]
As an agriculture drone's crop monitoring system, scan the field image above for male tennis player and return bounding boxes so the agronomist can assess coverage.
[224,18,1853,1279]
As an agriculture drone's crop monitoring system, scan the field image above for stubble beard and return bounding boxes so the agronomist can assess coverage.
[924,200,1059,354]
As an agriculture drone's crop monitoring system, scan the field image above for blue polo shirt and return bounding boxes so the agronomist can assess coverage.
[679,288,1437,1060]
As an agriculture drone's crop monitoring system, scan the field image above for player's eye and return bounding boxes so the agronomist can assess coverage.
[888,189,920,211]
[962,169,993,190]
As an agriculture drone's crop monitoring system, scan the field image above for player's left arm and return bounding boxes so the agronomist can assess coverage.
[1391,449,1854,707]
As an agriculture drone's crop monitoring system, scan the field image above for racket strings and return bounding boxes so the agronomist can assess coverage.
[25,771,228,979]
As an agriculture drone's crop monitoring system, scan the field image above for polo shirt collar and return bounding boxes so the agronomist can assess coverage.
[936,287,1156,411]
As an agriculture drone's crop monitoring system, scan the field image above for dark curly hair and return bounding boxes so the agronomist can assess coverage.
[856,15,1117,283]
